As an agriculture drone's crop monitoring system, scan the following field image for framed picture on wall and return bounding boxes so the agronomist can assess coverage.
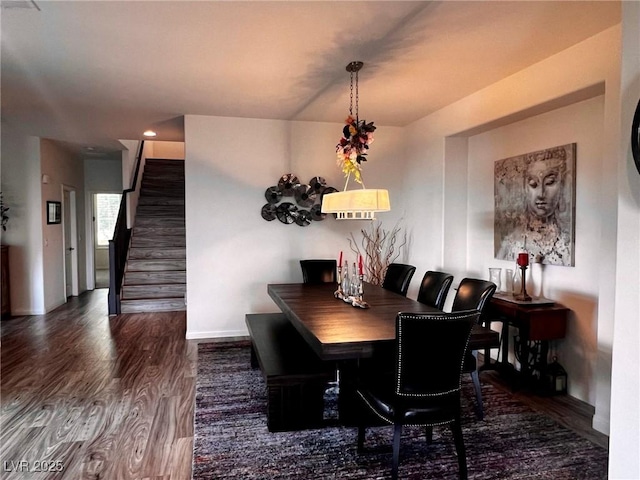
[47,201,62,225]
[494,143,576,267]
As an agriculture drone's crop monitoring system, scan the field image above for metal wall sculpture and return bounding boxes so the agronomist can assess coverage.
[261,174,337,226]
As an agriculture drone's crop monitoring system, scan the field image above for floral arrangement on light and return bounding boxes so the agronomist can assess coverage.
[336,115,376,184]
[348,219,407,285]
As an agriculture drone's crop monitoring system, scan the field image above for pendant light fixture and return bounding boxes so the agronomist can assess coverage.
[321,61,390,220]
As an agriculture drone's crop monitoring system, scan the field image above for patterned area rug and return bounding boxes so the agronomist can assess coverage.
[193,343,608,479]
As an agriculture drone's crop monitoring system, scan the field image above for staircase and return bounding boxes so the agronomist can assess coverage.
[120,158,186,313]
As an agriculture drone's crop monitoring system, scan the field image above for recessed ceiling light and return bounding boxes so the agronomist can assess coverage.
[143,130,157,137]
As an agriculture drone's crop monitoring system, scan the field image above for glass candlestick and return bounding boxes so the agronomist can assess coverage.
[351,273,369,308]
[512,267,522,296]
[341,260,350,297]
[350,262,359,297]
[335,265,343,298]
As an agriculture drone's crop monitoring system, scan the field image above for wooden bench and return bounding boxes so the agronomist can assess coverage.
[245,313,333,432]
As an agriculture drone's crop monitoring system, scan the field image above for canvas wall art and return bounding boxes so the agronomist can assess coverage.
[494,143,576,267]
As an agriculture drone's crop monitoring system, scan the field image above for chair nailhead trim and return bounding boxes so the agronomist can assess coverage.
[395,312,475,397]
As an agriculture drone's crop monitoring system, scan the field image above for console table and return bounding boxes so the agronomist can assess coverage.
[487,293,569,386]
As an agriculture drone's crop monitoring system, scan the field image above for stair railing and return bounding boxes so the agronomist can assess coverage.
[108,140,145,314]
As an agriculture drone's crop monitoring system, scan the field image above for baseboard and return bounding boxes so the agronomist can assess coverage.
[45,298,67,313]
[592,414,610,436]
[186,329,248,340]
[9,308,46,316]
[189,335,250,344]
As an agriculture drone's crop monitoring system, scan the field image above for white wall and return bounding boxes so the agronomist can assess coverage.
[0,126,45,315]
[466,96,604,405]
[402,26,622,436]
[40,139,86,311]
[608,2,640,478]
[184,115,403,339]
[85,158,123,192]
[149,141,184,159]
[119,140,138,190]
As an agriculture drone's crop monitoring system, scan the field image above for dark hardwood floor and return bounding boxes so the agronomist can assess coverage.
[0,289,196,479]
[1,290,607,479]
[480,367,609,450]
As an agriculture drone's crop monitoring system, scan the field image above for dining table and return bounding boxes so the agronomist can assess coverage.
[267,282,500,423]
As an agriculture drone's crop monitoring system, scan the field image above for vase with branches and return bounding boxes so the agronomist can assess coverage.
[348,219,407,285]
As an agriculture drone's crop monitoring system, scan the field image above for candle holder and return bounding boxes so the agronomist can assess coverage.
[351,274,369,308]
[515,264,532,301]
[334,265,344,299]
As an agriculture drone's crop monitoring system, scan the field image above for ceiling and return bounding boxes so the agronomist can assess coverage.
[1,1,620,159]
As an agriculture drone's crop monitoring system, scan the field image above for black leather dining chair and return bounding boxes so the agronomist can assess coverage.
[300,259,337,284]
[416,270,454,310]
[356,310,479,480]
[451,278,497,419]
[381,263,416,296]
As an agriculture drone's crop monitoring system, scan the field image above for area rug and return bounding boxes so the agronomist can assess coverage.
[193,343,608,479]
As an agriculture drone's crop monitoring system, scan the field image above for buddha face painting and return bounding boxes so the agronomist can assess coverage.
[494,143,576,266]
[525,158,565,220]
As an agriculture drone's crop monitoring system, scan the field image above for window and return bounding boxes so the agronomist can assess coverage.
[95,193,121,247]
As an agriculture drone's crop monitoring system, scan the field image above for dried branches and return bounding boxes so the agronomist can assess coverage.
[348,219,407,285]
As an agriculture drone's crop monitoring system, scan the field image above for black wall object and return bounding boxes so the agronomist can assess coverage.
[632,98,640,176]
[261,174,337,226]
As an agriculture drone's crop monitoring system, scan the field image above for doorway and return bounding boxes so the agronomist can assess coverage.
[62,186,79,298]
[92,192,122,289]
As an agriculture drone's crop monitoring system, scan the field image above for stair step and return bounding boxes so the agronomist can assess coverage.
[142,177,184,185]
[134,215,185,223]
[144,167,184,175]
[146,158,185,165]
[138,197,185,206]
[124,270,186,285]
[140,187,185,197]
[132,226,185,236]
[136,206,185,216]
[129,247,185,260]
[144,161,184,168]
[145,164,184,170]
[141,185,184,193]
[143,164,184,170]
[120,298,186,314]
[141,174,184,182]
[130,236,186,248]
[126,259,185,271]
[135,217,185,227]
[121,283,186,300]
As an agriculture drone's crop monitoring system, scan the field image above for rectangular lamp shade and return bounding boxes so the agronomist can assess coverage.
[321,189,390,220]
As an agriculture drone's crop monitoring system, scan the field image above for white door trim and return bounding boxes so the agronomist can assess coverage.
[62,185,79,297]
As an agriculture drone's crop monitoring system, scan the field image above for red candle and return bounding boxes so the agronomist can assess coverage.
[517,252,529,267]
[358,255,363,275]
[339,251,343,266]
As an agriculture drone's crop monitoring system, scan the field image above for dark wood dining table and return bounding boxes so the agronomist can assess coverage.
[267,282,500,361]
[267,282,500,424]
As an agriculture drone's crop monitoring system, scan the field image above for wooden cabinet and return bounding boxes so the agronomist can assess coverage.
[1,245,10,318]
